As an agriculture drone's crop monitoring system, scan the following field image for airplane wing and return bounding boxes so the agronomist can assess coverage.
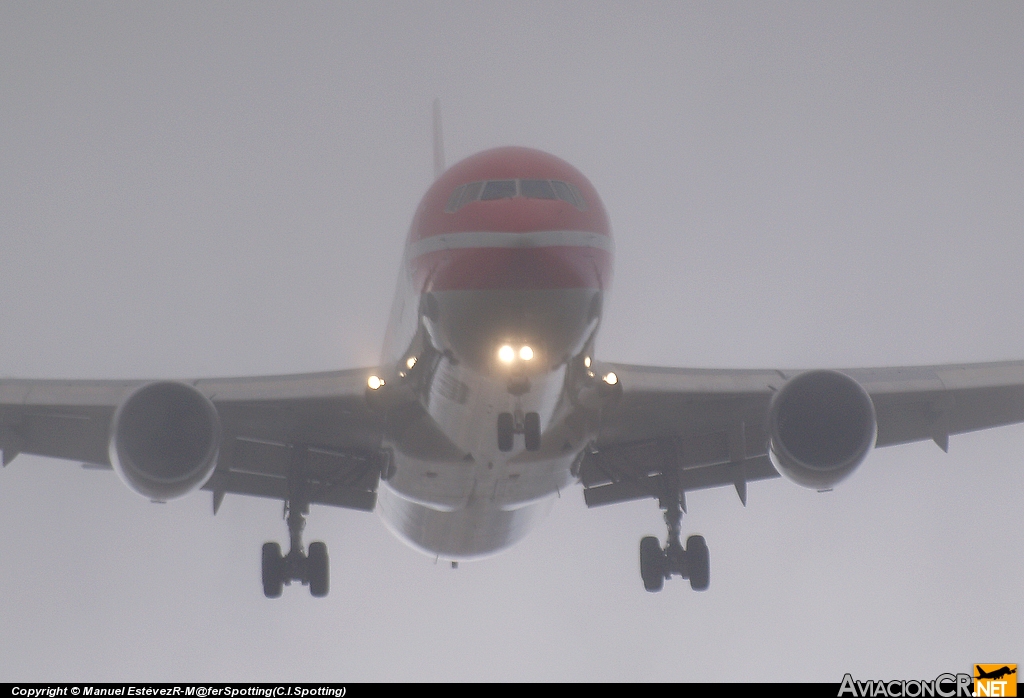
[0,368,385,512]
[580,360,1024,507]
[5,359,1024,513]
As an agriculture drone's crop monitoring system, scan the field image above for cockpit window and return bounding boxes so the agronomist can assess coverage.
[444,181,484,212]
[460,181,484,207]
[445,184,466,213]
[519,179,557,200]
[550,180,581,208]
[445,179,586,213]
[480,180,517,200]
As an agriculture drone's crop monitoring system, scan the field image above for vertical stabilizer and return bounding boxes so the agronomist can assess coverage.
[432,98,445,179]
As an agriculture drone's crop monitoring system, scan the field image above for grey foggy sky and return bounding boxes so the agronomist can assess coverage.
[0,2,1021,682]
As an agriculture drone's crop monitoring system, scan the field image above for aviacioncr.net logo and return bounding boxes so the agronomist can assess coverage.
[838,673,974,697]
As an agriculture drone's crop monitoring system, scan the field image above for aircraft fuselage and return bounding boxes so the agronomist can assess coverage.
[374,147,613,559]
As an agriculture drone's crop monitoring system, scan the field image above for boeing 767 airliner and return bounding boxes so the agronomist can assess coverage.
[3,115,1024,597]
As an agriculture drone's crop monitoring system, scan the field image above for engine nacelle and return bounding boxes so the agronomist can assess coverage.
[767,370,876,490]
[109,381,221,501]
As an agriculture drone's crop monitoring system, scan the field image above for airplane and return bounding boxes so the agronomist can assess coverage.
[3,105,1024,598]
[975,666,1016,681]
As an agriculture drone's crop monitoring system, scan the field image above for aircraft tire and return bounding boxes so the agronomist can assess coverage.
[639,536,665,592]
[307,541,329,598]
[524,412,541,451]
[262,542,284,598]
[686,535,710,591]
[497,413,515,452]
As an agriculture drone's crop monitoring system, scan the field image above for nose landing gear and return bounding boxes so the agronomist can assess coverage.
[497,411,541,452]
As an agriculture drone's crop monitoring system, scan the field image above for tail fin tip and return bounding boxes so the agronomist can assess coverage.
[432,98,445,179]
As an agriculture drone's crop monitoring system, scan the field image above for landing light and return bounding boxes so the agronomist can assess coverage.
[519,346,534,361]
[498,345,516,364]
[603,372,617,386]
[367,375,385,390]
[406,356,417,370]
[584,356,592,368]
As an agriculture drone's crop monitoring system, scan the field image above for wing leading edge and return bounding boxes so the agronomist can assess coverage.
[5,360,1024,511]
[0,367,385,512]
[580,360,1024,508]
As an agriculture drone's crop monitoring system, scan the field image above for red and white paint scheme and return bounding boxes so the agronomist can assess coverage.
[7,124,1024,598]
[376,147,615,558]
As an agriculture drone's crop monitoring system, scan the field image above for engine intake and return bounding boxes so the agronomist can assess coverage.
[767,370,876,490]
[109,381,221,501]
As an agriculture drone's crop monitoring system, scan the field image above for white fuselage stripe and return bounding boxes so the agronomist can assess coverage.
[408,230,614,259]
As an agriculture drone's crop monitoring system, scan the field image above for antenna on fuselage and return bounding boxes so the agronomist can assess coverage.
[432,97,445,179]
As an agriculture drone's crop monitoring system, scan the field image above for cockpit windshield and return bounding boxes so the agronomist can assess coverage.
[519,179,557,200]
[480,180,517,200]
[445,179,586,212]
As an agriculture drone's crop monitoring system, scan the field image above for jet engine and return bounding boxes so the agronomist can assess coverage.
[766,370,876,490]
[109,381,222,501]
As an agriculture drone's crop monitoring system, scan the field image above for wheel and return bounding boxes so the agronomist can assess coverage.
[307,541,329,598]
[497,412,515,452]
[686,535,710,591]
[639,536,665,592]
[261,542,284,598]
[523,412,541,451]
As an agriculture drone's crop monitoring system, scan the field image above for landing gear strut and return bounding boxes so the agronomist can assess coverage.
[638,446,710,592]
[261,445,330,598]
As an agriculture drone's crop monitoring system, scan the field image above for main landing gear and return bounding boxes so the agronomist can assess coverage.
[497,411,541,452]
[639,533,709,593]
[261,502,330,598]
[261,444,330,598]
[639,458,710,593]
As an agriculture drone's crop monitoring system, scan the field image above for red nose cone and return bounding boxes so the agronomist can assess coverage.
[407,147,613,292]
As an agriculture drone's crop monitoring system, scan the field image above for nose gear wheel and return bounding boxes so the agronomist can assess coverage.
[496,411,541,452]
[497,413,515,452]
